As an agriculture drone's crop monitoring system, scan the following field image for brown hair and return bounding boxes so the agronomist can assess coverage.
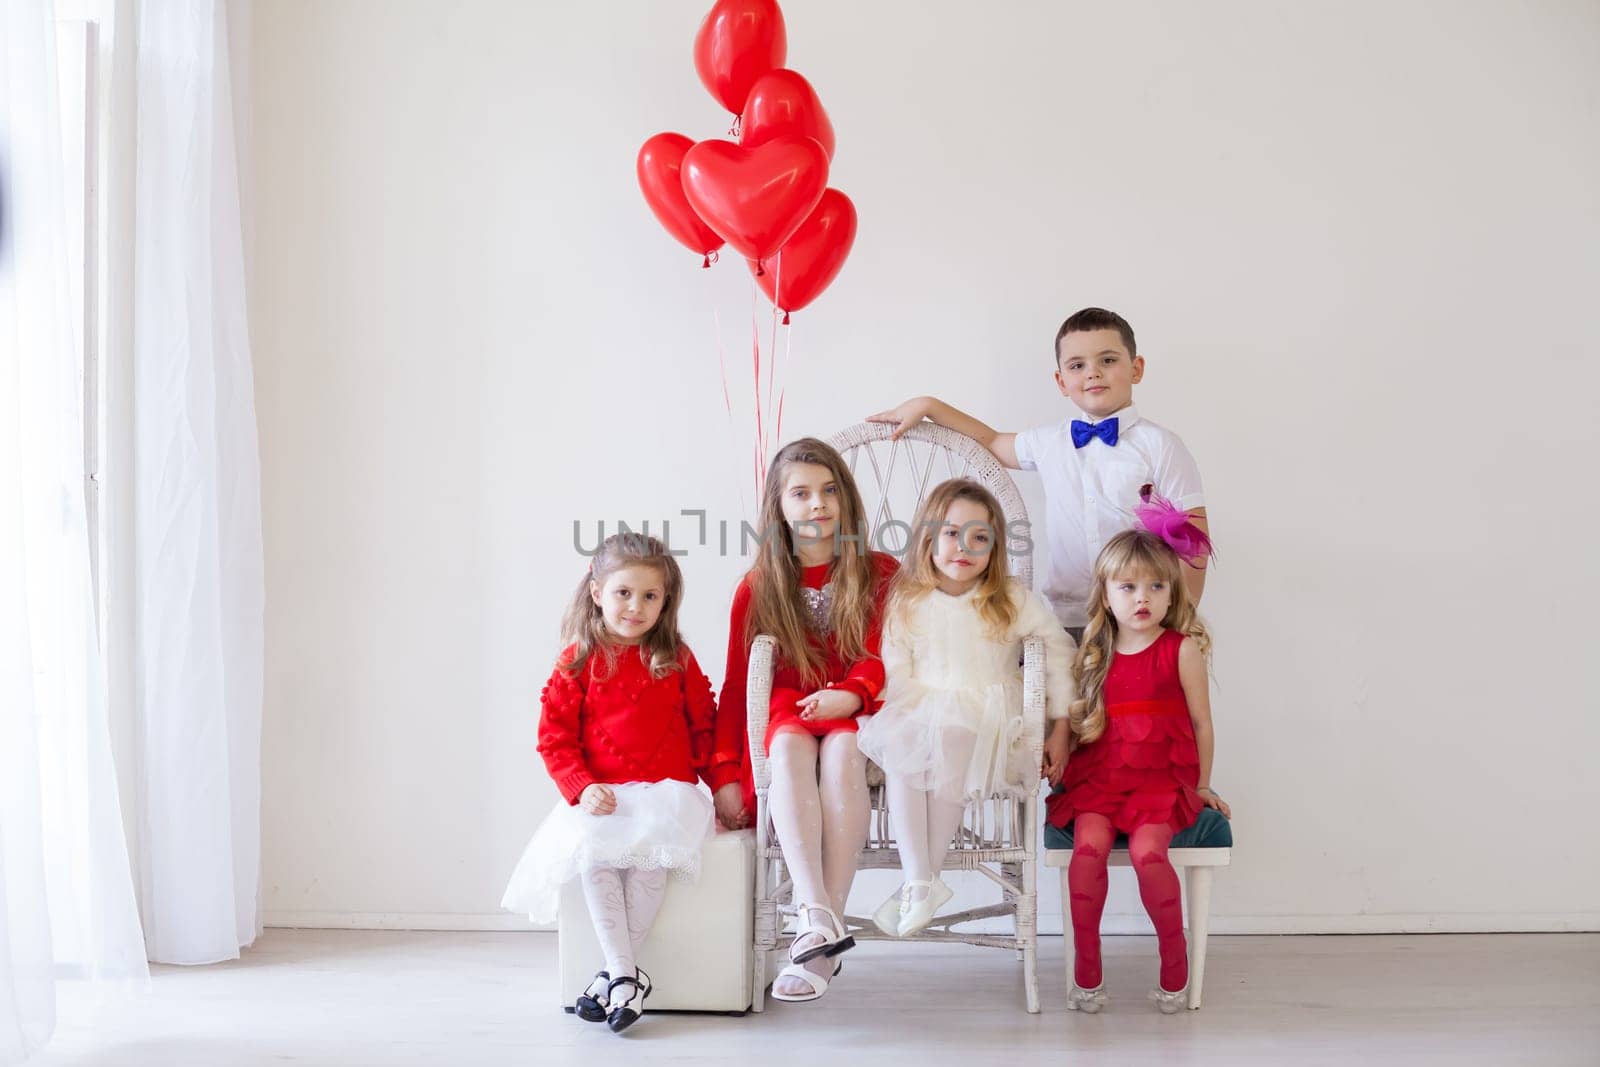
[559,531,685,679]
[888,478,1018,639]
[1070,529,1210,744]
[744,437,880,686]
[1054,306,1137,363]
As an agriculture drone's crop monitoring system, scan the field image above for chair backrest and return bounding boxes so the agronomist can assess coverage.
[826,421,1032,589]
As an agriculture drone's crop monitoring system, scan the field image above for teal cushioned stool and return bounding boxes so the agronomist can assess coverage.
[1041,807,1233,1010]
[1043,806,1234,850]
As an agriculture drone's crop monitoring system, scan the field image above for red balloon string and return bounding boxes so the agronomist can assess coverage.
[775,315,792,444]
[751,295,764,494]
[728,114,742,138]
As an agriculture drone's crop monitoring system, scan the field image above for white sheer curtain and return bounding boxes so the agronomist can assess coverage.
[122,0,265,965]
[1,0,150,1061]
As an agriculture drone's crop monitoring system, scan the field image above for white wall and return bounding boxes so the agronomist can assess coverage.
[251,0,1600,933]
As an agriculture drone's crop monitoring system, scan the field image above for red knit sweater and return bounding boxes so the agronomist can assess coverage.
[536,643,717,805]
[711,551,900,804]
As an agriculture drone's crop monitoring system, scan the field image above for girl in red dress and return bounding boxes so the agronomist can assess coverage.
[501,533,716,1033]
[710,438,898,1003]
[1044,528,1232,1014]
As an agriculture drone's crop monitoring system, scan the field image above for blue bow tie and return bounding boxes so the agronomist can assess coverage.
[1071,417,1119,449]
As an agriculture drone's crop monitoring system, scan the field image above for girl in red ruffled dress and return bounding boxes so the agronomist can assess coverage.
[1044,527,1232,1014]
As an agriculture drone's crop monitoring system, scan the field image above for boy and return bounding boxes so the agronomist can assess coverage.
[868,306,1208,628]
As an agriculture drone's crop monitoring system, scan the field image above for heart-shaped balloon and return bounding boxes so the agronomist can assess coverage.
[681,136,828,262]
[748,188,856,321]
[693,0,787,116]
[740,69,835,161]
[637,132,724,262]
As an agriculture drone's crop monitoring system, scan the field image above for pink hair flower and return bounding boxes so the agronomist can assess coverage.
[1135,484,1214,566]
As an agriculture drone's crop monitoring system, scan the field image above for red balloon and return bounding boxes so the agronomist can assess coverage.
[637,133,724,262]
[681,136,828,262]
[740,69,835,162]
[693,0,787,116]
[749,188,856,320]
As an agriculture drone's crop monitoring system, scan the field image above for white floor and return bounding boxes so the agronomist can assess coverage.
[33,929,1600,1066]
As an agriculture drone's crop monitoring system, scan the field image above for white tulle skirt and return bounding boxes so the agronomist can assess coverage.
[500,780,714,924]
[857,682,1030,803]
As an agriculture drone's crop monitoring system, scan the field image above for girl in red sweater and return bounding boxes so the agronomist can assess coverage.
[711,438,898,1003]
[501,533,716,1033]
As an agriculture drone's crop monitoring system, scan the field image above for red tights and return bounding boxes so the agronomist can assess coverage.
[1067,813,1188,992]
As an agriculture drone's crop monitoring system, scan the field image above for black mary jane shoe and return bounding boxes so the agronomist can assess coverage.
[606,969,652,1033]
[575,969,610,1022]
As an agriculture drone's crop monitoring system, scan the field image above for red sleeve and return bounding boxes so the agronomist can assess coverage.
[536,652,595,805]
[838,553,900,713]
[678,646,718,786]
[710,578,754,792]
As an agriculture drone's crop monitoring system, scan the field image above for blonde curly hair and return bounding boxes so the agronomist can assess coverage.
[1070,529,1210,744]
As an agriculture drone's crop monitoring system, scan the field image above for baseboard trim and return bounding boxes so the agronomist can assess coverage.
[1052,914,1600,935]
[264,912,554,932]
[263,911,1600,935]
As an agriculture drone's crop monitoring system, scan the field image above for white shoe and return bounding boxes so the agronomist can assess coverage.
[1149,985,1187,1014]
[770,958,842,1004]
[789,902,855,964]
[1066,983,1107,1013]
[894,878,954,937]
[872,887,906,936]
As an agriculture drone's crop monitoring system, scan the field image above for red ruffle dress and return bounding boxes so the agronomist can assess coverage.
[1046,627,1203,835]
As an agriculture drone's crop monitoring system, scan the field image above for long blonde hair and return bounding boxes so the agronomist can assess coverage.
[560,532,685,679]
[744,438,880,686]
[1070,529,1211,744]
[889,478,1018,638]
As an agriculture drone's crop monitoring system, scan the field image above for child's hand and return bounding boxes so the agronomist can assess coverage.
[714,783,749,830]
[1197,787,1231,819]
[797,688,861,721]
[579,783,617,816]
[1042,720,1071,785]
[866,397,932,440]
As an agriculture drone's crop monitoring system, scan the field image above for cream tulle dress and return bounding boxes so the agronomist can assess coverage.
[857,580,1074,802]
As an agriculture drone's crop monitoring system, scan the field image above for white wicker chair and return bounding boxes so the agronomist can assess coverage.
[747,421,1048,1013]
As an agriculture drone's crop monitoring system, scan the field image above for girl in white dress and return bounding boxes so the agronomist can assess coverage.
[856,479,1074,936]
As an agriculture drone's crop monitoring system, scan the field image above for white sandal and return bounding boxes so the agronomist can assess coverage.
[787,903,854,965]
[771,958,843,1003]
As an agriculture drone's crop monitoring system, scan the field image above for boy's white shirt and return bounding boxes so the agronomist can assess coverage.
[1013,405,1204,627]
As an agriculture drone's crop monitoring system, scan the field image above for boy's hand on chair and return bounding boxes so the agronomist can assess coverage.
[1197,786,1231,819]
[579,783,616,816]
[713,783,749,830]
[797,688,861,721]
[866,396,932,440]
[1042,720,1071,785]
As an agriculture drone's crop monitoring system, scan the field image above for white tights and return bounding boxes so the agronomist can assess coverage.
[580,865,668,1001]
[767,730,870,995]
[888,727,975,901]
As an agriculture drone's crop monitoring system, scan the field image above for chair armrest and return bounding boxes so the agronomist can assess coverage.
[747,636,775,793]
[1021,635,1046,771]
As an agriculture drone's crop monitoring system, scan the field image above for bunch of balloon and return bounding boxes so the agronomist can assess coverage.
[633,0,858,494]
[635,0,856,319]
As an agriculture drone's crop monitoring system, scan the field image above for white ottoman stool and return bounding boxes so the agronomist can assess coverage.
[558,828,755,1013]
